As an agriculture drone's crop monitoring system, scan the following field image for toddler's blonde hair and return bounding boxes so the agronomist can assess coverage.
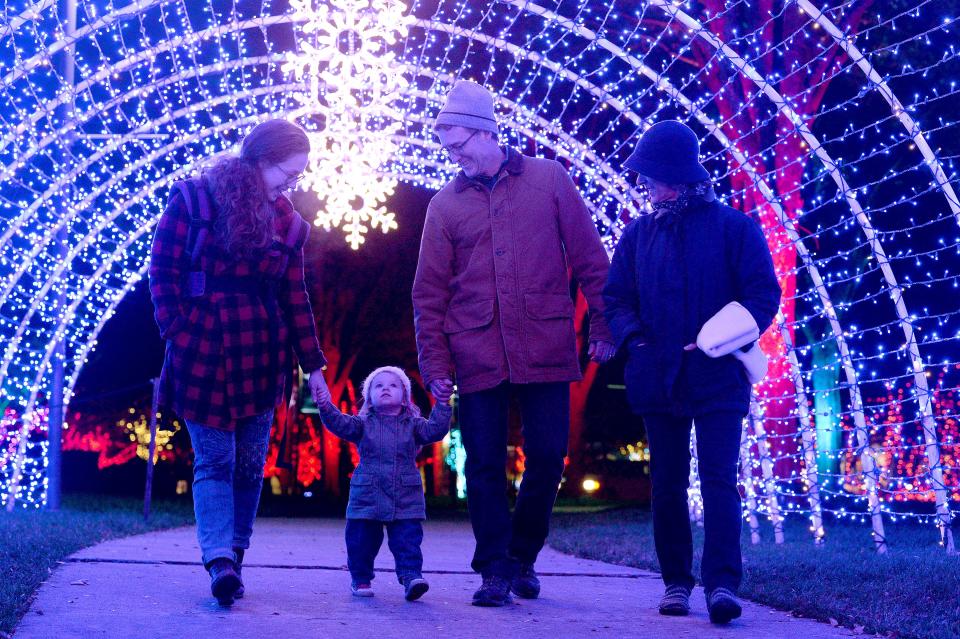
[358,366,421,417]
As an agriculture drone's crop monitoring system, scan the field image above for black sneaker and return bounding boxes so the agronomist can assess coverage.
[403,576,430,601]
[511,563,540,599]
[233,548,245,599]
[472,575,513,607]
[208,558,242,606]
[706,587,742,624]
[658,584,691,616]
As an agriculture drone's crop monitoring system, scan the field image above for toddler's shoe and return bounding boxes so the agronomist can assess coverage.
[351,582,374,597]
[403,576,429,601]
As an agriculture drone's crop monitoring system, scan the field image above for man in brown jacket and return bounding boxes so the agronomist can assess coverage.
[412,80,615,607]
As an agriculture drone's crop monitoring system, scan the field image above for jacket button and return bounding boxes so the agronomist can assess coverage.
[495,249,505,256]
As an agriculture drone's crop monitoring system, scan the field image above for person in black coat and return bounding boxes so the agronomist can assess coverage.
[603,121,781,624]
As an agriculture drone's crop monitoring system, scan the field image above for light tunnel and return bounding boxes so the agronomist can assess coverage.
[1,0,958,550]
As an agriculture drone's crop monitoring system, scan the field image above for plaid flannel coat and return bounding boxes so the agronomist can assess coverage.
[149,181,326,430]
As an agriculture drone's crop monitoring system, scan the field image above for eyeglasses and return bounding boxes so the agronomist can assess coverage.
[275,164,304,189]
[440,129,479,158]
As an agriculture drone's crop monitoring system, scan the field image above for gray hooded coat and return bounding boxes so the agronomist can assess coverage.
[318,402,453,520]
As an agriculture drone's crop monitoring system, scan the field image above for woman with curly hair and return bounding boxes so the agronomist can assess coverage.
[149,119,329,606]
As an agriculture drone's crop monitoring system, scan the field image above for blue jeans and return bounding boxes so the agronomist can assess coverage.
[458,382,569,578]
[185,411,274,567]
[345,518,424,584]
[643,411,744,593]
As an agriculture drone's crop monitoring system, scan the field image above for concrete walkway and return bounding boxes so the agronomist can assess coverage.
[15,519,856,638]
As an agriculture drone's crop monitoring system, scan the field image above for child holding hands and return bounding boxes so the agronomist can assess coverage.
[313,366,452,600]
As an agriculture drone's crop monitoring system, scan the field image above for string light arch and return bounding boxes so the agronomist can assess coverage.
[1,0,957,552]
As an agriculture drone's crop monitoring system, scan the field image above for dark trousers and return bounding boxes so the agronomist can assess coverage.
[345,518,424,584]
[643,411,744,593]
[459,381,569,578]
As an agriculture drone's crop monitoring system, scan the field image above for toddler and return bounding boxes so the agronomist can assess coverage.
[314,366,452,600]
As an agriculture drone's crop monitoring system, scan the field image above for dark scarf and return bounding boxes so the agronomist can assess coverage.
[652,181,716,221]
[645,181,716,255]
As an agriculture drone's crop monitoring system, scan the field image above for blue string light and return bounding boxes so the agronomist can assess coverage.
[0,0,956,554]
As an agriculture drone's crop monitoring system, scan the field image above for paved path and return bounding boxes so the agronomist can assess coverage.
[15,519,856,638]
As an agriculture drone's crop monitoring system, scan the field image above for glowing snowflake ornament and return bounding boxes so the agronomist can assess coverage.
[285,0,413,249]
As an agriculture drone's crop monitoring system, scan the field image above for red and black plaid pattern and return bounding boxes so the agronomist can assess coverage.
[149,184,326,430]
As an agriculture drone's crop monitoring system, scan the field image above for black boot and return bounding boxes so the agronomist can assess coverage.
[510,563,541,599]
[233,548,245,599]
[208,557,241,606]
[706,587,742,624]
[472,575,512,607]
[658,585,691,616]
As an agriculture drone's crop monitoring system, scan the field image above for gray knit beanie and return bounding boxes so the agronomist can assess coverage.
[434,80,499,134]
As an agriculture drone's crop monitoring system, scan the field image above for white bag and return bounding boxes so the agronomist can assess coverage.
[696,301,768,384]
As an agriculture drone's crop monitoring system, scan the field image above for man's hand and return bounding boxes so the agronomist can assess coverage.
[429,378,454,403]
[308,371,331,406]
[588,339,617,363]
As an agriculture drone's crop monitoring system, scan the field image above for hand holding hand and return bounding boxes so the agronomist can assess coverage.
[588,340,617,363]
[308,372,331,406]
[429,378,454,403]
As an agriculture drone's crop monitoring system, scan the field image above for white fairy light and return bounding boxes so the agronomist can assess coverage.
[0,1,955,555]
[285,0,413,249]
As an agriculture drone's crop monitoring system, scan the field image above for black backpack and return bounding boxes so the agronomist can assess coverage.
[172,178,310,298]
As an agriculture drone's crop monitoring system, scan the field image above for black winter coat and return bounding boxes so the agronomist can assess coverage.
[602,199,781,416]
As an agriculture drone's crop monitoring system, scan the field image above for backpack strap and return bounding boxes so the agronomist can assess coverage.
[272,202,311,275]
[283,213,311,251]
[173,178,214,297]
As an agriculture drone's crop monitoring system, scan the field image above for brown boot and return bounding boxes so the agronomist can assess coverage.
[233,548,245,599]
[208,558,241,606]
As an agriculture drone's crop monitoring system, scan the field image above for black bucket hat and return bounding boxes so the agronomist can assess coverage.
[624,120,709,184]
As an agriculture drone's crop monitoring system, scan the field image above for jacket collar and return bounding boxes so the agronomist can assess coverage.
[454,146,524,192]
[368,406,411,421]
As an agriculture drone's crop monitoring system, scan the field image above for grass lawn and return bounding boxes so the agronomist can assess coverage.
[0,495,194,635]
[549,507,960,639]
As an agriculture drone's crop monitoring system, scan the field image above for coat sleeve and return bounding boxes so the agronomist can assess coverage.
[149,188,190,340]
[279,222,327,375]
[734,216,782,335]
[553,162,613,344]
[317,401,364,444]
[413,402,453,445]
[602,221,645,350]
[412,199,456,387]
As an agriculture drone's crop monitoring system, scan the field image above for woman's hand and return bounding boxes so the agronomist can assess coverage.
[308,371,331,406]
